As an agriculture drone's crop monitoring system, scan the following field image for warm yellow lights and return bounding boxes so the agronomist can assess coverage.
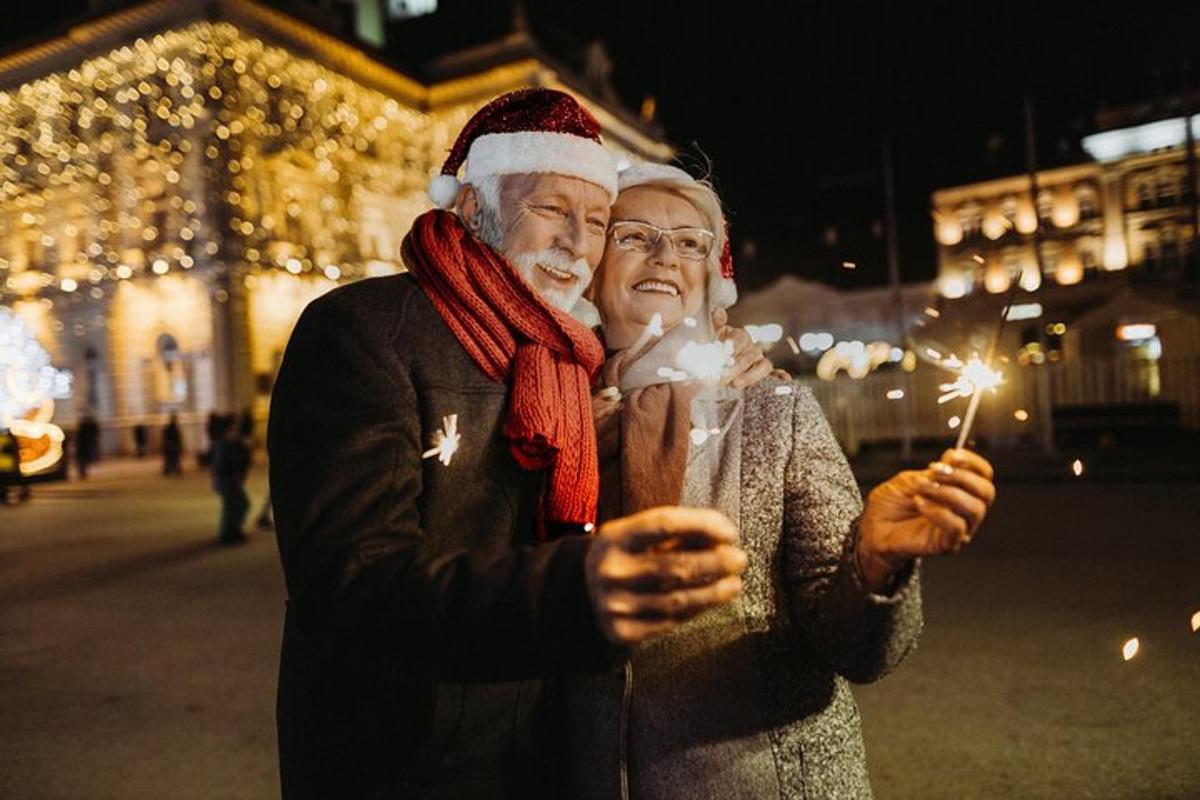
[1115,323,1156,341]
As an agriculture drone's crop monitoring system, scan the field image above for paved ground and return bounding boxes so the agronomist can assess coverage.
[0,458,1197,799]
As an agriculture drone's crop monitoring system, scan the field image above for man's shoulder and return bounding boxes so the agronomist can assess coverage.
[301,274,447,341]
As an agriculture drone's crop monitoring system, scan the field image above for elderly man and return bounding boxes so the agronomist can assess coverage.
[268,89,761,799]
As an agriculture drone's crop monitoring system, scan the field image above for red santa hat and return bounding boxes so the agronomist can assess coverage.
[616,162,738,309]
[427,88,619,209]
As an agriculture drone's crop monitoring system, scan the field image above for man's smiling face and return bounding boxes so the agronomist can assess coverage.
[461,172,611,312]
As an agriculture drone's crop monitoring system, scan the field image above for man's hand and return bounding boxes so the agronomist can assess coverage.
[857,449,997,592]
[585,506,747,646]
[713,308,774,390]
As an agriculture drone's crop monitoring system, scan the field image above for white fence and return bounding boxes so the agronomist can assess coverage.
[800,356,1200,453]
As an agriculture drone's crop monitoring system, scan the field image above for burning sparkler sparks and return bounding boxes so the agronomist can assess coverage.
[689,426,723,446]
[1014,408,1029,421]
[1072,459,1084,477]
[1122,637,1140,661]
[937,357,1004,404]
[947,416,962,429]
[1190,611,1200,633]
[421,414,461,466]
[886,389,905,400]
[674,340,734,384]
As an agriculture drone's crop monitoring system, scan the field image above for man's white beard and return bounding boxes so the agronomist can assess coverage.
[507,249,592,313]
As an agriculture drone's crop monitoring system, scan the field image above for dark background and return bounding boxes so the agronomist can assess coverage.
[4,1,1199,291]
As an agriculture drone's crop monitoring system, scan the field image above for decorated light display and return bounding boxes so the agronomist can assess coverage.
[0,21,454,303]
[0,307,71,474]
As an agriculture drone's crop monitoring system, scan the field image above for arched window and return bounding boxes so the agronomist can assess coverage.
[156,333,187,406]
[1075,185,1100,219]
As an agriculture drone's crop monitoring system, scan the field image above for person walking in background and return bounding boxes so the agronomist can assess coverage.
[133,423,149,459]
[0,428,30,504]
[210,414,250,545]
[75,415,100,480]
[162,414,183,476]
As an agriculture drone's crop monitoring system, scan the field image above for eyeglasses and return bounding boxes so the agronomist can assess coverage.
[608,220,715,261]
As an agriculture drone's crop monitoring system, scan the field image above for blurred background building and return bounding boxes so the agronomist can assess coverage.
[0,0,669,461]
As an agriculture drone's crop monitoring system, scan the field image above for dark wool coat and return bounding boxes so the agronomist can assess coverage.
[268,275,610,799]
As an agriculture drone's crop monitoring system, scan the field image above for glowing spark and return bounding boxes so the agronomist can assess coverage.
[646,313,664,337]
[1071,459,1084,476]
[841,260,856,269]
[937,357,1003,405]
[421,414,460,466]
[682,317,698,328]
[1190,611,1200,633]
[947,416,962,429]
[689,426,722,446]
[774,385,794,396]
[1014,409,1029,421]
[924,307,941,318]
[675,340,733,384]
[786,336,801,355]
[746,323,784,345]
[972,253,986,264]
[925,347,943,362]
[1122,637,1140,661]
[886,389,905,400]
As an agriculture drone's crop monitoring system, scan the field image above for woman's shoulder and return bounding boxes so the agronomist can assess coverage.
[743,374,820,413]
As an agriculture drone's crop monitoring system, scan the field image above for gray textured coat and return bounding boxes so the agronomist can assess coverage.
[564,377,924,800]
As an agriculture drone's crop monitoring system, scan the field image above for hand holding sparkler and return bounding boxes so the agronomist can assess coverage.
[857,449,997,593]
[584,506,748,646]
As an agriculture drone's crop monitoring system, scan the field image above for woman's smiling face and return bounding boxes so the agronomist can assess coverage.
[594,186,711,349]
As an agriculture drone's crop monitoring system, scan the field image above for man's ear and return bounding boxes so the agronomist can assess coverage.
[457,184,481,234]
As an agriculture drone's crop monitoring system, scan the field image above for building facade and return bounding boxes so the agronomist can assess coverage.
[0,0,669,458]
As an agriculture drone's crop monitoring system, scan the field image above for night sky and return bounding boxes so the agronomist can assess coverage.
[5,0,1199,291]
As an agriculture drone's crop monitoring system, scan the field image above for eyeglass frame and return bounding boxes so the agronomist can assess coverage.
[607,219,716,261]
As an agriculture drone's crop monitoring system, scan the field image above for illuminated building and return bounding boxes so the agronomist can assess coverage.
[0,0,669,454]
[932,109,1200,296]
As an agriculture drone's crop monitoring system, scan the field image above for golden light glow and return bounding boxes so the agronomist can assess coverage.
[1071,459,1084,476]
[1056,249,1084,285]
[1014,408,1029,421]
[1121,637,1139,661]
[933,211,963,246]
[1190,611,1200,633]
[886,388,904,400]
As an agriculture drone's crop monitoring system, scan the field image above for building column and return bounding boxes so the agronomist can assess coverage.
[1101,169,1129,270]
[209,267,254,413]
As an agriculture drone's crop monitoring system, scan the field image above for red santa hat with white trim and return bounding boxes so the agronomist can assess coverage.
[427,88,619,209]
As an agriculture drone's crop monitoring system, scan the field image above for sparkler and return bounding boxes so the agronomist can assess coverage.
[1190,611,1200,633]
[421,414,460,466]
[1071,459,1084,477]
[941,268,1023,450]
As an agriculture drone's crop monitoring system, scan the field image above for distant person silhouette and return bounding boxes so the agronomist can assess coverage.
[162,414,183,476]
[75,416,100,480]
[210,414,250,545]
[0,429,30,504]
[133,423,149,458]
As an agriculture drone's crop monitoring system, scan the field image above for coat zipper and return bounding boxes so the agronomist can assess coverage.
[619,659,633,800]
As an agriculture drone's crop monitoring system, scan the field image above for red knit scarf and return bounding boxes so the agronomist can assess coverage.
[402,210,604,539]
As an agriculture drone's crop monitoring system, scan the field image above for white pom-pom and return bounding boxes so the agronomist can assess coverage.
[427,174,462,209]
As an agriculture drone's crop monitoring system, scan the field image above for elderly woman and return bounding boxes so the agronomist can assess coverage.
[565,163,997,799]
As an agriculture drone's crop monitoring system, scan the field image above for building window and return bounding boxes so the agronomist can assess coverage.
[1076,185,1099,219]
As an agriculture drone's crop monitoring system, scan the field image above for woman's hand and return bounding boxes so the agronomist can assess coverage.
[856,449,996,593]
[712,308,775,389]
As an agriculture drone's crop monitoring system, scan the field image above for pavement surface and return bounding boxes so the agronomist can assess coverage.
[1,457,1198,799]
